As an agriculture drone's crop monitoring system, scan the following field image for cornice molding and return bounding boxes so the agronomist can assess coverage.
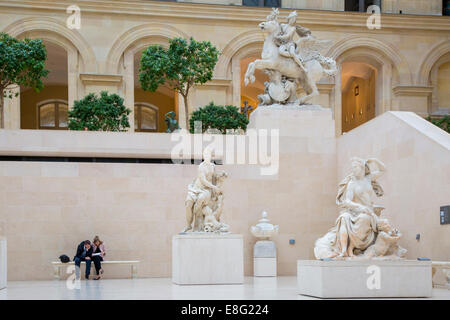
[392,85,433,96]
[199,78,233,87]
[79,73,123,84]
[1,0,450,32]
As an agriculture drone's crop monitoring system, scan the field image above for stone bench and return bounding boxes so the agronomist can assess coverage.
[432,261,450,289]
[52,260,139,280]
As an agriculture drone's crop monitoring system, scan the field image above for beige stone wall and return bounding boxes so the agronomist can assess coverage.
[382,0,442,15]
[0,108,339,280]
[337,111,450,261]
[1,109,448,280]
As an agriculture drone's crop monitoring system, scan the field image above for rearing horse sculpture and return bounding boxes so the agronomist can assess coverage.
[244,9,337,106]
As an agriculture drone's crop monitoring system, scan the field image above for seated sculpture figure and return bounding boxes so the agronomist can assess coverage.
[183,148,229,233]
[314,157,407,260]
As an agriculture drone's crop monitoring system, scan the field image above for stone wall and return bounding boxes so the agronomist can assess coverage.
[0,110,448,281]
[0,109,338,280]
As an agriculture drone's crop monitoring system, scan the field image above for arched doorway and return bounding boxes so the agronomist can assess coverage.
[133,49,175,132]
[429,52,450,116]
[341,61,376,132]
[239,55,267,113]
[437,61,450,111]
[107,24,187,131]
[20,41,69,130]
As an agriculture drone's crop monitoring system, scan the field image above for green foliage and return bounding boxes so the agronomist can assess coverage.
[0,33,49,96]
[68,91,131,132]
[139,37,219,127]
[0,33,49,127]
[139,37,219,95]
[189,102,249,134]
[426,115,450,133]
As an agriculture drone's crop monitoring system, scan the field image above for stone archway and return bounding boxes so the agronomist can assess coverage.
[214,30,264,112]
[106,23,189,74]
[2,17,96,127]
[107,23,188,131]
[215,30,265,80]
[2,16,96,72]
[327,37,406,135]
[417,40,450,86]
[417,40,450,115]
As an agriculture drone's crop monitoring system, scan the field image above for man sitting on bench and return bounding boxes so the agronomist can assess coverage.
[74,240,93,280]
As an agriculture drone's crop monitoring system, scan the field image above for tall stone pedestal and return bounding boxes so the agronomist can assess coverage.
[298,260,432,298]
[172,233,243,285]
[248,105,334,138]
[0,239,6,290]
[253,241,277,277]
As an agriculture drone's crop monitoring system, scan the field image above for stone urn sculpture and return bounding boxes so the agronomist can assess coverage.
[250,211,278,277]
[250,211,279,240]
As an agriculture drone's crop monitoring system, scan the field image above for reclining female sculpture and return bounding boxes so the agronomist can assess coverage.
[314,158,407,260]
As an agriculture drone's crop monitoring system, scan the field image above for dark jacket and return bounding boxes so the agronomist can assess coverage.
[74,241,93,260]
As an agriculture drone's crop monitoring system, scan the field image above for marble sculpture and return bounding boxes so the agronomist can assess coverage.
[314,157,407,260]
[244,8,337,106]
[183,148,229,233]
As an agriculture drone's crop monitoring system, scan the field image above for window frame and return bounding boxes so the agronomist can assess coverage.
[37,99,69,130]
[134,102,159,132]
[242,0,280,8]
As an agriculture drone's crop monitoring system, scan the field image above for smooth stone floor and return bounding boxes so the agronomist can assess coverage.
[0,277,449,300]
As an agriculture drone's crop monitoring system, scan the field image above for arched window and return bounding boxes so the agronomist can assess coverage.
[37,100,68,130]
[134,103,158,132]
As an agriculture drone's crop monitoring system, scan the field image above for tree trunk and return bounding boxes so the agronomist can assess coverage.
[0,93,4,129]
[183,94,189,132]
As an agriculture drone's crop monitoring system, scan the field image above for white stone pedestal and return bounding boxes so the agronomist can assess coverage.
[172,233,244,285]
[253,241,277,277]
[297,260,432,298]
[248,105,334,138]
[0,239,6,290]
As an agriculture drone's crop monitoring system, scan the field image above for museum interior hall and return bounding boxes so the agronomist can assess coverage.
[0,0,449,302]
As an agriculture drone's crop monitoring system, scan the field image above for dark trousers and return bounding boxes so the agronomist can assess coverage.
[74,257,92,278]
[92,256,103,275]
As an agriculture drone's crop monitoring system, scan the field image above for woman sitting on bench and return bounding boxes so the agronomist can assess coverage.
[92,236,106,280]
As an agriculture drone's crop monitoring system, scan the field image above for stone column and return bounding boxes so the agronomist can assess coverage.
[123,49,135,132]
[3,85,21,129]
[231,56,241,109]
[380,62,392,115]
[334,65,342,136]
[67,49,78,110]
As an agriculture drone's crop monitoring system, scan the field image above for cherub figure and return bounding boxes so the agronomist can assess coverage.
[364,219,407,259]
[203,171,229,233]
